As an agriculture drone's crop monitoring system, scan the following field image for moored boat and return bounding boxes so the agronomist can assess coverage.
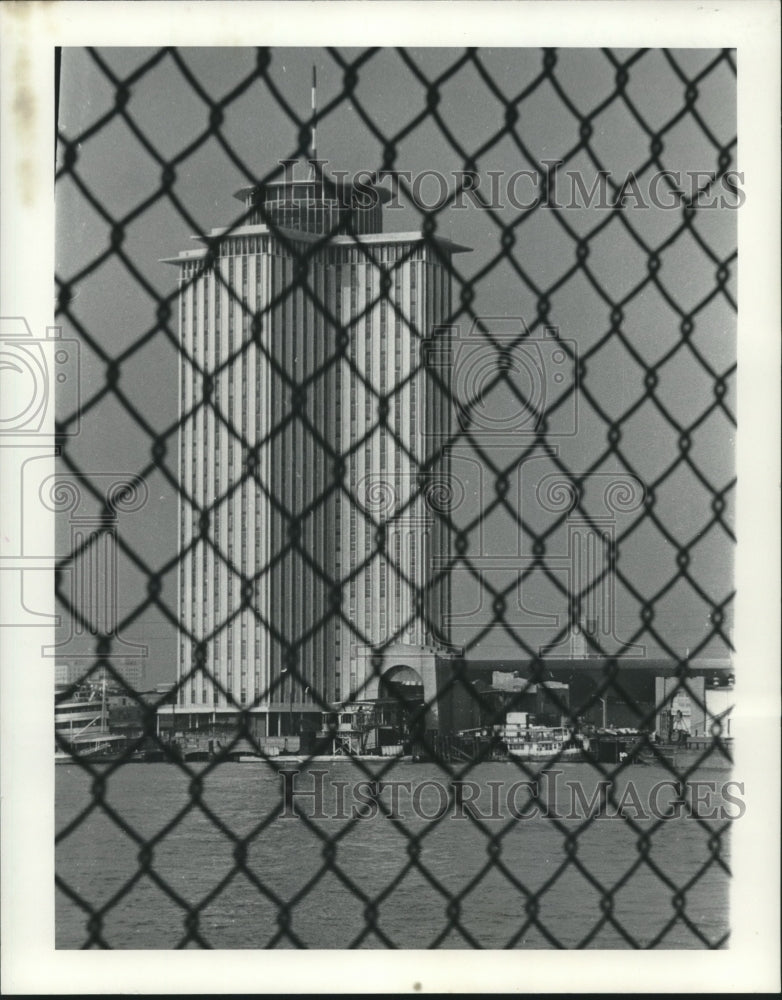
[55,679,131,764]
[502,717,587,763]
[504,732,586,762]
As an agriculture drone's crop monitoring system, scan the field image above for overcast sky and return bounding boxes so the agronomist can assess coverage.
[55,46,737,685]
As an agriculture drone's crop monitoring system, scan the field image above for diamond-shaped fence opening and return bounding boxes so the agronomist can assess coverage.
[53,46,735,949]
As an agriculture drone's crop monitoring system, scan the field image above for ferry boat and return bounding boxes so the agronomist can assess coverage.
[500,713,587,763]
[444,712,587,764]
[55,680,129,764]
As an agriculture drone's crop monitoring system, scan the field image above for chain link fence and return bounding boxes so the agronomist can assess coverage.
[53,45,736,949]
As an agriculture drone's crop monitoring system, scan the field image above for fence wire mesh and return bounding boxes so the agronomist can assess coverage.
[53,46,736,949]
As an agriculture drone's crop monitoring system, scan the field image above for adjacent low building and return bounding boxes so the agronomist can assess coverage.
[655,672,735,741]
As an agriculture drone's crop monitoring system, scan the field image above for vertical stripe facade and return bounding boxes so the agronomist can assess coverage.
[175,231,457,715]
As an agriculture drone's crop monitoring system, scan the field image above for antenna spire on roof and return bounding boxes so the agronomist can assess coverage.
[310,65,318,179]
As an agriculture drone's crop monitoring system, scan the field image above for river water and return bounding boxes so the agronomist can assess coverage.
[56,759,731,949]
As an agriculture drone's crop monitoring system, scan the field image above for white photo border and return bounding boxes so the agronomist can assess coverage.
[1,1,779,993]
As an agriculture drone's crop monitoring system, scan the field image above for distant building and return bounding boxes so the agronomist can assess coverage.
[54,659,146,691]
[54,663,73,687]
[655,673,734,740]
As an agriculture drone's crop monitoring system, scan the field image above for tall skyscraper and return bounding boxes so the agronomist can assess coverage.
[164,160,469,736]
